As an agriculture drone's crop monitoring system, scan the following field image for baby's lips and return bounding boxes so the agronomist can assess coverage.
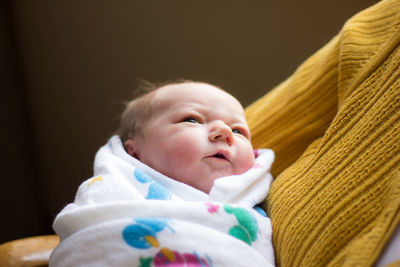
[208,150,231,162]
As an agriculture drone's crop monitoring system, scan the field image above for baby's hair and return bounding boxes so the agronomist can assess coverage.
[119,78,200,143]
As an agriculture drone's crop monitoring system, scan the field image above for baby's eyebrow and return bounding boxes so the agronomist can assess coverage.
[230,114,248,124]
[176,104,209,115]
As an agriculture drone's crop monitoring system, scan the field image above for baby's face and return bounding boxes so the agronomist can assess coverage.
[126,83,255,193]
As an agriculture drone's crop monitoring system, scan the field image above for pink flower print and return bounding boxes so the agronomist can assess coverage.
[253,149,259,158]
[253,163,263,169]
[205,202,220,213]
[153,249,212,267]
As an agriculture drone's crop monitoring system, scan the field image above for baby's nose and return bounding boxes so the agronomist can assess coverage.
[209,122,233,146]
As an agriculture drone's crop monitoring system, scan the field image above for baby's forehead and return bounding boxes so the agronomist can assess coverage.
[150,83,247,124]
[153,83,243,110]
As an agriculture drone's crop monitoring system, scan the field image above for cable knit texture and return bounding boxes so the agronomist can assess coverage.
[245,0,400,266]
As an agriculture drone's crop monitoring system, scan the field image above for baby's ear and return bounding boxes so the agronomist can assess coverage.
[124,139,140,159]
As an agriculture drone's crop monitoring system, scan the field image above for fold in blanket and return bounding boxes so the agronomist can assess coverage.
[50,136,275,267]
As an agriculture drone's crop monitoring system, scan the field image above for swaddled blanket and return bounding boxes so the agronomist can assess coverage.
[50,135,275,267]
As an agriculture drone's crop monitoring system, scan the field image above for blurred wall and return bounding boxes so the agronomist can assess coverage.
[2,0,378,243]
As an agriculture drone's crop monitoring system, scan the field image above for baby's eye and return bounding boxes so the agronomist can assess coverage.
[232,128,250,139]
[183,117,199,123]
[232,128,243,135]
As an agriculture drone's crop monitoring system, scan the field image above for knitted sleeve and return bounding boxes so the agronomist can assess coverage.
[245,32,340,177]
[245,0,400,266]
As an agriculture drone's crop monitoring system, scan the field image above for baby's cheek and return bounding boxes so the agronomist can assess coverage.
[164,134,202,162]
[235,149,256,174]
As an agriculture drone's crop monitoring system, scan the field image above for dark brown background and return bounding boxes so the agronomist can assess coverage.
[1,0,377,243]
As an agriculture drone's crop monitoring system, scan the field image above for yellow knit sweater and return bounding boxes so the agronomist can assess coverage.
[245,0,400,266]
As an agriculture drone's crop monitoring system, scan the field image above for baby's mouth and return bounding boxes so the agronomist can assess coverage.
[208,151,230,162]
[204,151,232,168]
[213,153,227,160]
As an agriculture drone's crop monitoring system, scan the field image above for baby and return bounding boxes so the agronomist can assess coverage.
[120,81,256,194]
[50,81,275,267]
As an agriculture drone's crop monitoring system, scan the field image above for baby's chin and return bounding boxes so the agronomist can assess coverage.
[172,166,253,194]
[185,174,225,194]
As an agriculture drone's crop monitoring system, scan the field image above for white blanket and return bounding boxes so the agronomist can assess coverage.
[50,135,275,267]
